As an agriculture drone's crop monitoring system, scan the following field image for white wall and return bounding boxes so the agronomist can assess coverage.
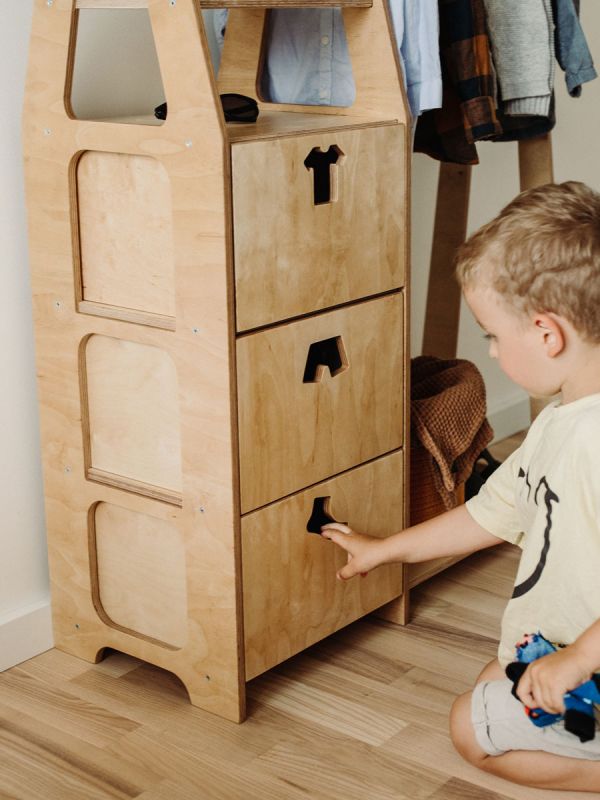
[2,2,599,668]
[0,0,52,670]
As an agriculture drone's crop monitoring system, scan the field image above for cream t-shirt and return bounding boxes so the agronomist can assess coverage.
[466,393,600,667]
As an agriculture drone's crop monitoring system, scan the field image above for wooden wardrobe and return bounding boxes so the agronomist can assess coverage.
[22,0,411,722]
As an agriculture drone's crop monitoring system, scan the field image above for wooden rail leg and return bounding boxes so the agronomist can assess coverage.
[518,133,554,193]
[421,162,472,360]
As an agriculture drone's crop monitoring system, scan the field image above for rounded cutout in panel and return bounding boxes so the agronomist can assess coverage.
[69,9,166,124]
[85,334,183,498]
[93,502,188,649]
[76,151,176,322]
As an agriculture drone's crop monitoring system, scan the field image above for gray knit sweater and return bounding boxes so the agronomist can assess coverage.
[483,0,555,117]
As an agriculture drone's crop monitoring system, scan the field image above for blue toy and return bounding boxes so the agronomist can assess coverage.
[505,632,600,743]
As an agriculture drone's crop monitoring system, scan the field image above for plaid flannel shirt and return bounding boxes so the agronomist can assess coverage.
[414,0,502,165]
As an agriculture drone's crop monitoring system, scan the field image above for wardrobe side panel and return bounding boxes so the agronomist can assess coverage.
[22,0,245,722]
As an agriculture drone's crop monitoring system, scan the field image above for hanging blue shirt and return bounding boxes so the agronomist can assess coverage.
[209,3,442,117]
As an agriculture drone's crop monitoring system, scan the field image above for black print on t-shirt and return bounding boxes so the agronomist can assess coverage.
[512,470,559,599]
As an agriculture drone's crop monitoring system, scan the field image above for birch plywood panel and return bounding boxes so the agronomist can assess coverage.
[232,124,406,331]
[76,151,176,320]
[237,294,403,512]
[93,503,188,648]
[242,450,404,679]
[84,334,183,497]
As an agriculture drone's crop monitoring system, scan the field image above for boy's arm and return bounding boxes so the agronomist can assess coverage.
[516,619,600,715]
[321,504,503,581]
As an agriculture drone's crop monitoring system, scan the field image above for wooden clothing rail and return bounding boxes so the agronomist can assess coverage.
[422,133,554,419]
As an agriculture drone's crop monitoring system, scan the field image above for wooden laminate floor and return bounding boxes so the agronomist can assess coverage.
[1,434,594,800]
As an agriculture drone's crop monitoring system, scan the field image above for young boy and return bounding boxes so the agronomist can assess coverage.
[322,181,600,793]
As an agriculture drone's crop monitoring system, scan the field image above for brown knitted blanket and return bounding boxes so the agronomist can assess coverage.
[411,356,493,509]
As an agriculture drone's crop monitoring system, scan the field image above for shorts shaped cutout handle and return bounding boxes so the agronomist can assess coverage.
[306,496,346,534]
[303,336,348,383]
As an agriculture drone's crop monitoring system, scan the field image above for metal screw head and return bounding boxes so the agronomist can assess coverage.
[46,0,53,6]
[75,623,80,629]
[192,327,200,334]
[43,128,52,136]
[169,0,176,6]
[198,506,205,513]
[64,466,72,474]
[185,139,193,149]
[54,300,61,309]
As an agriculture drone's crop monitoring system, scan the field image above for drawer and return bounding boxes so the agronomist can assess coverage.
[237,293,404,512]
[232,124,406,332]
[242,450,404,680]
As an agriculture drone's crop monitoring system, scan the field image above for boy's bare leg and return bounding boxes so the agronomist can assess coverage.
[450,659,600,792]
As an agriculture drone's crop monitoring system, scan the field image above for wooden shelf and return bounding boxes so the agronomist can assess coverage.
[77,0,372,6]
[226,110,398,142]
[200,0,372,6]
[91,110,398,140]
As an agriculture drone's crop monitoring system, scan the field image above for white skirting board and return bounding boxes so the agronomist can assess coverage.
[0,599,53,672]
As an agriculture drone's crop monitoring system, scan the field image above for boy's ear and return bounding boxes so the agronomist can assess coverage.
[534,313,565,357]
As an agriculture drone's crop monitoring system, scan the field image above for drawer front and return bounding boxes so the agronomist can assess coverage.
[237,294,404,513]
[232,124,406,332]
[242,450,404,680]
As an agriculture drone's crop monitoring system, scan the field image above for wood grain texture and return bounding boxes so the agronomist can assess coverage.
[201,0,372,5]
[243,451,404,678]
[237,294,404,512]
[76,151,176,319]
[226,111,394,142]
[23,0,244,721]
[421,162,471,360]
[93,503,188,648]
[4,535,591,799]
[23,0,411,724]
[233,124,406,331]
[76,0,148,7]
[84,335,183,494]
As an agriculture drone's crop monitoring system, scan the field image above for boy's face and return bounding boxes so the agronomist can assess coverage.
[464,285,562,398]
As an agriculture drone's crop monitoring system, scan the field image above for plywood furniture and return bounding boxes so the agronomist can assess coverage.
[23,0,410,721]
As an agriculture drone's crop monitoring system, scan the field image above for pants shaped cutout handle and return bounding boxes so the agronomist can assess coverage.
[304,145,344,205]
[303,336,348,383]
[306,496,346,534]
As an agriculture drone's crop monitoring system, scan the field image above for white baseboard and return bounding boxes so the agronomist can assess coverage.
[0,599,53,671]
[488,391,531,444]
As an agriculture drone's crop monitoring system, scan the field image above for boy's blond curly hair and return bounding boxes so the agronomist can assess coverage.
[455,181,600,343]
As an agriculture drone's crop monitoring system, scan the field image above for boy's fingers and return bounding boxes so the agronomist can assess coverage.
[321,522,353,536]
[337,563,358,581]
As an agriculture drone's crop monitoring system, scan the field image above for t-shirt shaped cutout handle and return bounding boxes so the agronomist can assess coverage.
[304,145,344,205]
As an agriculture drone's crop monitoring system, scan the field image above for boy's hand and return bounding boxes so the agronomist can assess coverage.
[517,646,593,714]
[320,523,387,580]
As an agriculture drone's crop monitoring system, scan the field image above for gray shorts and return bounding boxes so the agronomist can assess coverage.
[471,678,600,761]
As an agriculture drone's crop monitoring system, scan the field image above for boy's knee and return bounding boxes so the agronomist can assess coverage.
[450,691,489,767]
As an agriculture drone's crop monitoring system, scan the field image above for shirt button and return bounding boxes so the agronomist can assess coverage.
[321,35,330,46]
